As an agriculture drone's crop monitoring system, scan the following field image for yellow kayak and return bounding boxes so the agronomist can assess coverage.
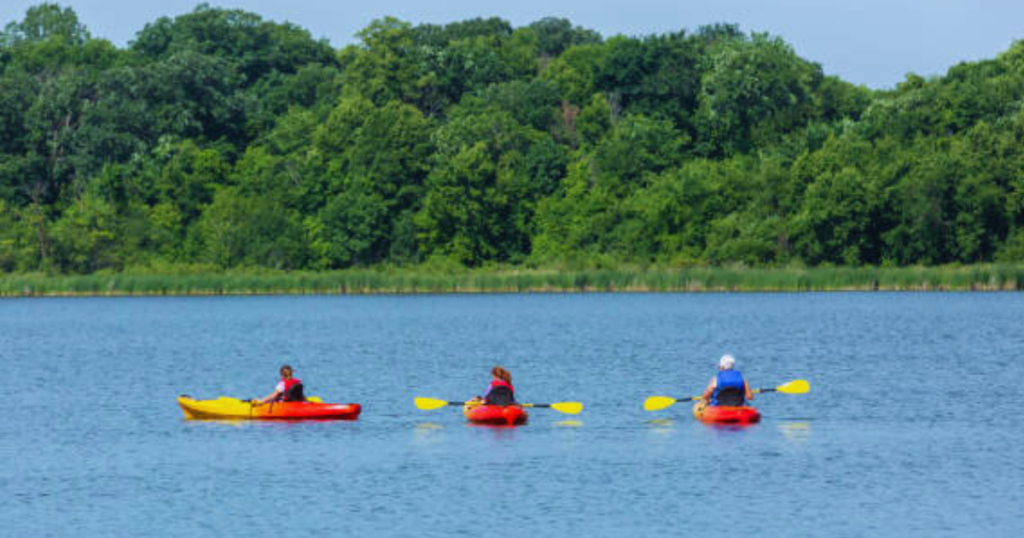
[177,396,361,420]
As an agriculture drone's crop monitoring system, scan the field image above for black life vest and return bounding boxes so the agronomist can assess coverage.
[485,379,516,406]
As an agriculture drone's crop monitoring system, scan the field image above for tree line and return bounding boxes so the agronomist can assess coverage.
[2,3,1023,274]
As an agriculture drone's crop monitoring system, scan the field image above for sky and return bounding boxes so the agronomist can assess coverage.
[1,0,1021,89]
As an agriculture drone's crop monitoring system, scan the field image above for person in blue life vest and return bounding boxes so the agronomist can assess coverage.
[701,355,753,406]
[256,364,306,404]
[472,366,517,406]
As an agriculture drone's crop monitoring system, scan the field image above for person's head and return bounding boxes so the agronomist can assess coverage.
[491,366,512,383]
[280,364,294,379]
[719,355,735,371]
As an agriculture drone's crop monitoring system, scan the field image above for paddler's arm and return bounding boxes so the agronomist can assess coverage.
[701,377,716,402]
[255,381,286,405]
[744,381,754,401]
[255,390,282,405]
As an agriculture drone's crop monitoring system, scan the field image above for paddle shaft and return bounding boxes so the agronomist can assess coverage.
[432,399,530,406]
[675,384,788,403]
[416,397,581,414]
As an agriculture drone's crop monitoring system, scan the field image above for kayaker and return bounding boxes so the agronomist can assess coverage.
[475,366,516,406]
[256,364,306,404]
[701,355,753,406]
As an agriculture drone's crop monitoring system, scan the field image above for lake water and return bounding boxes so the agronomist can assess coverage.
[2,293,1022,537]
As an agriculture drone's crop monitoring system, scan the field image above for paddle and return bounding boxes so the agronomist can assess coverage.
[643,379,810,412]
[415,397,583,415]
[249,395,322,406]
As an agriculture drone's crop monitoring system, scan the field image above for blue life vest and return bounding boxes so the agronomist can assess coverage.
[711,370,746,406]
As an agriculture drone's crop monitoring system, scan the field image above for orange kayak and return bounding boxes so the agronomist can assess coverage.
[463,403,528,426]
[178,396,361,420]
[692,401,761,425]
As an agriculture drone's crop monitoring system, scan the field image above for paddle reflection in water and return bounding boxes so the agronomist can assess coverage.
[778,421,812,442]
[645,418,677,430]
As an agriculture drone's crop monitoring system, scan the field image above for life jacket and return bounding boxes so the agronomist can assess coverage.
[278,378,305,402]
[486,379,516,406]
[711,370,745,406]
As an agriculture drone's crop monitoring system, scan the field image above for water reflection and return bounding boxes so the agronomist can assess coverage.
[646,418,676,432]
[553,420,583,428]
[183,418,249,428]
[413,422,445,445]
[777,421,812,442]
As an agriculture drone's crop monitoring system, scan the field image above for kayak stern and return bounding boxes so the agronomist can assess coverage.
[692,401,761,425]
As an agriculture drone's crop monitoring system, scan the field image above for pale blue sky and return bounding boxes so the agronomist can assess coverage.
[2,0,1021,88]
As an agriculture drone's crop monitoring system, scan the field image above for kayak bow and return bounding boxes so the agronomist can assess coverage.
[692,401,761,425]
[462,402,528,426]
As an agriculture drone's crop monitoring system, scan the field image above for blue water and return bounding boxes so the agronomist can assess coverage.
[2,293,1022,537]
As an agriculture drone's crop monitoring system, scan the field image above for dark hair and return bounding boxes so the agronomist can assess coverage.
[280,364,294,377]
[491,366,512,383]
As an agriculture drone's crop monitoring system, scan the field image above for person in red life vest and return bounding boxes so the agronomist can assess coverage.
[701,355,753,406]
[473,366,516,406]
[256,364,306,404]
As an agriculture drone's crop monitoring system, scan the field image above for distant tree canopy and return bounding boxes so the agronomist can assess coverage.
[2,4,1023,274]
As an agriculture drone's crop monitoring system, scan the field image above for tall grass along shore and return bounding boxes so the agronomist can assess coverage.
[2,265,1023,297]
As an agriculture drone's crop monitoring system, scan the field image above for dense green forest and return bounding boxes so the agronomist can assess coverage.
[2,3,1024,277]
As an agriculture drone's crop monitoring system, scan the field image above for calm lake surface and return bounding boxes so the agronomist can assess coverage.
[2,293,1023,537]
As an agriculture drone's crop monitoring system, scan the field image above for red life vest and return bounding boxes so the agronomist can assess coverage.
[489,379,514,394]
[485,378,516,405]
[278,377,302,401]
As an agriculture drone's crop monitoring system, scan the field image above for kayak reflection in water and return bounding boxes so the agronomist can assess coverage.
[256,364,306,404]
[471,366,517,406]
[701,355,753,407]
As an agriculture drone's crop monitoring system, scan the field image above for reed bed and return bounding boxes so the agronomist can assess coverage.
[1,265,1023,297]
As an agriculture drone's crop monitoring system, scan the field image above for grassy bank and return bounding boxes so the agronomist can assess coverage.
[2,265,1024,297]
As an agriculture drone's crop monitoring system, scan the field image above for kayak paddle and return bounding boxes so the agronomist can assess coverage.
[250,395,323,406]
[522,402,584,415]
[753,379,809,395]
[643,379,810,412]
[415,397,583,415]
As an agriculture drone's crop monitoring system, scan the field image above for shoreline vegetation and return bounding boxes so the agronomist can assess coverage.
[5,7,1024,283]
[5,6,1024,290]
[3,265,1024,297]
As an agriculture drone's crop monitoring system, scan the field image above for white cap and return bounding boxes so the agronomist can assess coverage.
[719,354,735,370]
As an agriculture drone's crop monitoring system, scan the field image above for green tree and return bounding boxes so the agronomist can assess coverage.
[696,33,823,156]
[49,193,118,272]
[196,186,303,268]
[793,167,874,265]
[527,17,601,58]
[417,110,554,264]
[1,3,89,46]
[591,113,688,194]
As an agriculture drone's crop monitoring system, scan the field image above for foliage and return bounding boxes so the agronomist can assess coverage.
[1,4,1023,276]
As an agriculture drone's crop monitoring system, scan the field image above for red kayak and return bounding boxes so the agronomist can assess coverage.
[463,403,528,426]
[178,396,361,420]
[692,402,761,425]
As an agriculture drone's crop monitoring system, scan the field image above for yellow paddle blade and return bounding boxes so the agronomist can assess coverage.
[415,397,451,410]
[643,396,679,412]
[307,396,322,403]
[777,379,810,394]
[520,402,583,414]
[549,402,583,415]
